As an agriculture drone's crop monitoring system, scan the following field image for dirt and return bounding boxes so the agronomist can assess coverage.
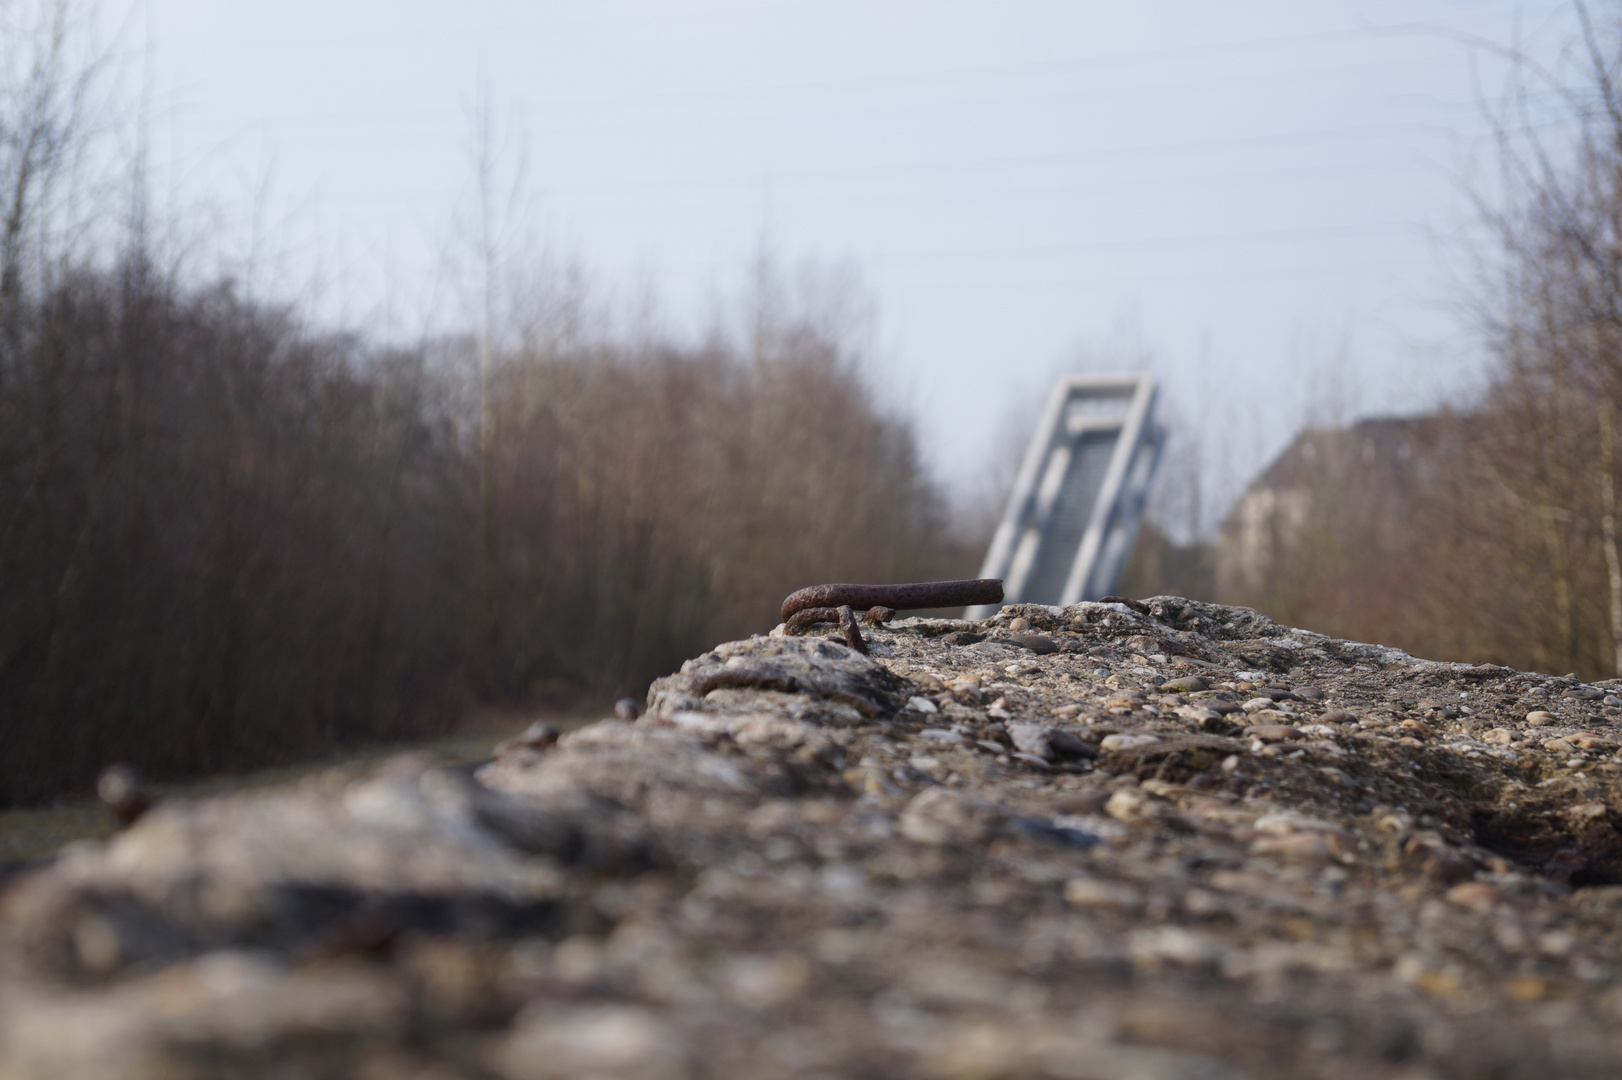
[3,597,1622,1079]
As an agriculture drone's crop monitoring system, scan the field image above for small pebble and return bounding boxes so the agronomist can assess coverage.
[1422,854,1476,884]
[1105,788,1153,822]
[1254,812,1341,835]
[1010,631,1059,655]
[1446,881,1502,913]
[97,764,152,828]
[1051,791,1110,815]
[1064,877,1143,910]
[1048,729,1096,759]
[1008,723,1055,759]
[1252,832,1339,864]
[1100,733,1159,751]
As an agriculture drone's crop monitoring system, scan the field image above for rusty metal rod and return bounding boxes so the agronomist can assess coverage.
[780,579,1003,622]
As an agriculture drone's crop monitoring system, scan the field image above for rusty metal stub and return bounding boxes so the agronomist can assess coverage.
[837,605,868,654]
[780,579,1003,623]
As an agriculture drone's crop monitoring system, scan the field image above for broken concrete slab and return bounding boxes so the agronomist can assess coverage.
[5,597,1622,1078]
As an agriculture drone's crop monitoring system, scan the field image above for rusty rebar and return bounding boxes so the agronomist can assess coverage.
[785,607,843,635]
[837,604,868,653]
[786,604,899,635]
[780,579,1003,623]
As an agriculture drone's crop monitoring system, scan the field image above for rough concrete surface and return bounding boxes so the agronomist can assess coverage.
[5,597,1622,1079]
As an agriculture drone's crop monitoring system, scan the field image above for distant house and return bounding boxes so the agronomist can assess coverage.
[1216,415,1449,603]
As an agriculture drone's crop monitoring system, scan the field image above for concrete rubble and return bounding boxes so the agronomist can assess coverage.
[5,597,1622,1078]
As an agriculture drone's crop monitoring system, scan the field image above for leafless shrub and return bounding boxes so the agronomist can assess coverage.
[477,270,961,699]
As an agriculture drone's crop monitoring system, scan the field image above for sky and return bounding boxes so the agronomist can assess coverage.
[125,0,1585,531]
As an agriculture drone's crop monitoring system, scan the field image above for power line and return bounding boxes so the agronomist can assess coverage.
[520,28,1377,113]
[508,9,1568,116]
[544,121,1460,194]
[866,220,1421,266]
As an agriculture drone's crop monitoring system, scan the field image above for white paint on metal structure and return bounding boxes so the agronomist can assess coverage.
[965,373,1164,618]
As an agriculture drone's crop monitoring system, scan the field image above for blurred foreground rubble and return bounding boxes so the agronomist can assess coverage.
[6,598,1622,1078]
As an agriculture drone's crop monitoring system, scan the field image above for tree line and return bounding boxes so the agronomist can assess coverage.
[0,1,978,805]
[0,252,964,805]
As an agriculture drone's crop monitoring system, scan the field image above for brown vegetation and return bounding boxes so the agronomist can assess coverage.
[1163,6,1622,681]
[0,4,964,806]
[0,255,963,807]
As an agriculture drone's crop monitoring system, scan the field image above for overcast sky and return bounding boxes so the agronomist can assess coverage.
[130,0,1583,527]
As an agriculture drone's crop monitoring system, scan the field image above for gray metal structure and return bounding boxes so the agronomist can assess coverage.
[965,373,1164,618]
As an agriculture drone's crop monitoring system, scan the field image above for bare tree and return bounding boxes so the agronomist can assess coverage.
[0,0,109,351]
[0,43,962,806]
[1462,2,1622,674]
[1209,5,1622,678]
